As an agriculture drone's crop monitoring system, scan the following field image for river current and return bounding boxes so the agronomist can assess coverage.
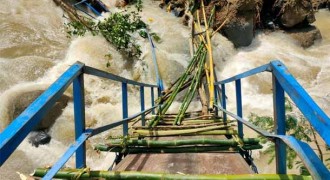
[0,0,329,178]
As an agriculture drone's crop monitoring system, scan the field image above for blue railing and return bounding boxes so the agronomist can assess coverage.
[1,60,330,179]
[0,61,160,179]
[73,0,109,19]
[214,60,330,179]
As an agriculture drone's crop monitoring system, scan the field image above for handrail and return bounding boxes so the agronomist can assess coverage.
[0,61,160,179]
[146,29,164,91]
[214,104,330,179]
[1,60,329,179]
[91,105,159,136]
[270,61,330,145]
[215,64,270,85]
[214,60,330,178]
[84,66,158,88]
[0,62,84,165]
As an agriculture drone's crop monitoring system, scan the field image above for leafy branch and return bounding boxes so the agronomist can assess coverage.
[65,10,147,59]
[249,98,328,173]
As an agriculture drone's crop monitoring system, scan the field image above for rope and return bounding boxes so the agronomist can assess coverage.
[73,167,90,179]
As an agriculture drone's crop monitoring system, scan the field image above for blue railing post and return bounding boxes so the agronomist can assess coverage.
[221,84,227,122]
[235,79,244,138]
[73,74,86,168]
[214,86,218,116]
[122,83,128,135]
[157,87,162,98]
[151,87,155,115]
[273,75,287,174]
[140,86,145,126]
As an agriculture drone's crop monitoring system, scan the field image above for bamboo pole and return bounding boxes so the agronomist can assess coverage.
[52,0,93,30]
[134,130,237,137]
[149,44,205,127]
[33,169,311,180]
[95,144,263,153]
[133,125,228,137]
[105,138,260,147]
[190,14,209,116]
[201,1,215,109]
[174,51,207,125]
[132,122,232,130]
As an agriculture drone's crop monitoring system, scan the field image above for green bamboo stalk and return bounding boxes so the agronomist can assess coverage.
[155,121,225,126]
[105,138,260,147]
[174,51,207,125]
[156,77,193,104]
[33,168,312,180]
[156,119,223,123]
[133,125,229,137]
[132,122,231,130]
[149,43,205,127]
[94,144,263,153]
[134,130,237,137]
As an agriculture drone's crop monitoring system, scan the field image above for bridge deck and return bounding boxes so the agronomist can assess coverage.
[114,152,253,174]
[113,133,254,174]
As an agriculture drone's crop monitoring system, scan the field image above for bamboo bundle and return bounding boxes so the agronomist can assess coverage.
[33,169,311,180]
[104,138,260,148]
[94,144,263,153]
[174,51,207,125]
[149,44,206,127]
[154,119,223,123]
[133,125,231,137]
[132,122,232,130]
[133,130,237,137]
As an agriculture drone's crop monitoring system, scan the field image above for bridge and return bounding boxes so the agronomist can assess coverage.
[1,60,330,179]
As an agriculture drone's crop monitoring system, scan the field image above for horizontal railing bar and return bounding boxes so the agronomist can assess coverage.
[84,66,158,88]
[278,135,330,179]
[90,105,159,137]
[270,60,330,146]
[0,62,85,166]
[214,104,330,178]
[43,130,92,180]
[215,64,270,85]
[214,104,272,137]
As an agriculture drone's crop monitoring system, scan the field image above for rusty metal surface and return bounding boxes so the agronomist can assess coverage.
[114,152,253,174]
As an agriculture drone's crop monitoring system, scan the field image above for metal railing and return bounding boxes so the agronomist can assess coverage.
[214,60,330,179]
[1,60,330,179]
[0,61,160,179]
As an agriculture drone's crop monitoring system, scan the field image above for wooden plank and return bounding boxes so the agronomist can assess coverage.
[114,153,253,174]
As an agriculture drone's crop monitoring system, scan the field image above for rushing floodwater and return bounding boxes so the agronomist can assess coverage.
[0,0,329,178]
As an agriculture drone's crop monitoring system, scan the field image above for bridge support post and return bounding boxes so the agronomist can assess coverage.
[151,87,155,115]
[73,74,86,168]
[122,83,128,135]
[273,75,287,174]
[140,86,145,126]
[214,86,218,116]
[221,84,227,122]
[235,79,244,139]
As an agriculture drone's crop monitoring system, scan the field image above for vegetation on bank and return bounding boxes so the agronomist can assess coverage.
[250,98,330,174]
[64,0,160,67]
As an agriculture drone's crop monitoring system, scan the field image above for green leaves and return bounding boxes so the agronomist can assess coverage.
[249,98,318,171]
[65,21,89,37]
[65,10,147,59]
[128,0,143,12]
[98,11,143,58]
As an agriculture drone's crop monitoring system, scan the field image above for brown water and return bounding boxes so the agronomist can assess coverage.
[0,0,329,178]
